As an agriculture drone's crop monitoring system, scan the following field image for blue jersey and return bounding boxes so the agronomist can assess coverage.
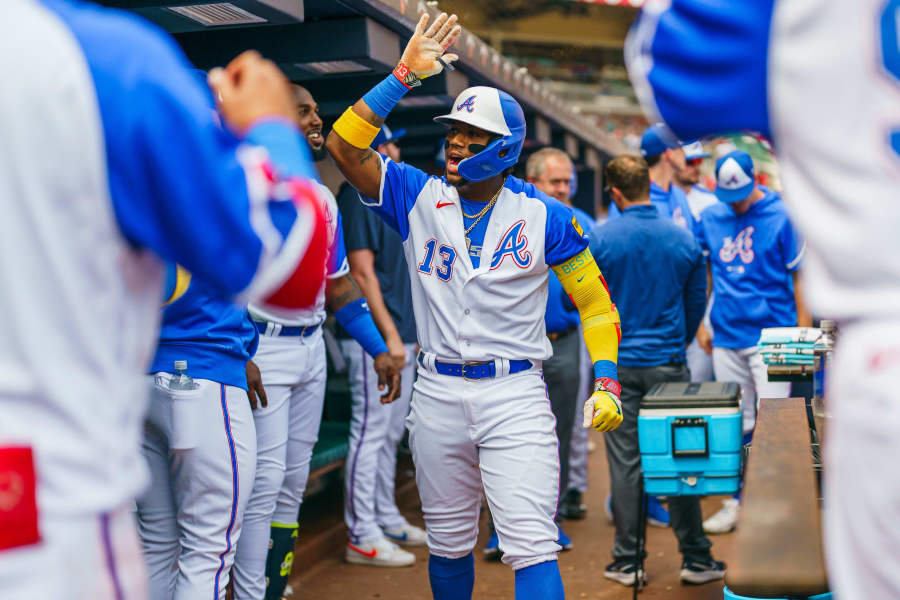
[360,155,587,361]
[696,191,804,348]
[152,264,258,389]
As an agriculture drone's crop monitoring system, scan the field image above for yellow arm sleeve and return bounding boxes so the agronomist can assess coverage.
[551,248,620,372]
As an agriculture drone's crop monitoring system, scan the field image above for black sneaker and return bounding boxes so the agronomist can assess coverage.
[680,557,726,584]
[603,559,646,587]
[559,489,587,520]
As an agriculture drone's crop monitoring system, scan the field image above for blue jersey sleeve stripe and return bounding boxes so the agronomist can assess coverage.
[785,241,805,271]
[626,0,777,141]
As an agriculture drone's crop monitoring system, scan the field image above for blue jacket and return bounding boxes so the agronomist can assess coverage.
[589,204,706,367]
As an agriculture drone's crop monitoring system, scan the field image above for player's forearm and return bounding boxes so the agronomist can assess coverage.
[328,274,389,357]
[326,73,411,199]
[792,270,813,327]
[551,249,620,381]
[353,268,402,343]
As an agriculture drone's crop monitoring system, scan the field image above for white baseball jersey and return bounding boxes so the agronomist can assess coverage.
[626,0,900,323]
[0,0,323,527]
[249,182,350,327]
[362,157,588,362]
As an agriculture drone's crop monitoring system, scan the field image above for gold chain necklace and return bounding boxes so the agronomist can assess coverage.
[463,186,503,252]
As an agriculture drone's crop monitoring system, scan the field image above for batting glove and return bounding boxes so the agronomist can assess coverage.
[583,377,623,432]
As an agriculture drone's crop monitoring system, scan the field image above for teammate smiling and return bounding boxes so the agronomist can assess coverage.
[327,12,623,600]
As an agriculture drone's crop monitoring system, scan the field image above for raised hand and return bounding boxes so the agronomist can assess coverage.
[399,12,462,78]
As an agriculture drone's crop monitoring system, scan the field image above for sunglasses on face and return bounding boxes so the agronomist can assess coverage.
[686,158,704,166]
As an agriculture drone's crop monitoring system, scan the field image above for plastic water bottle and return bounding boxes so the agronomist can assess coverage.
[169,360,198,391]
[812,321,836,436]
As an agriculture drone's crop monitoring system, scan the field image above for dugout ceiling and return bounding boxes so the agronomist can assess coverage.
[99,0,621,170]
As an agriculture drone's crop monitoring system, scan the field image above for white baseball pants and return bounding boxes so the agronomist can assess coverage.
[340,340,416,543]
[136,375,256,600]
[408,364,560,571]
[0,506,147,600]
[687,338,714,382]
[232,331,326,600]
[824,321,900,600]
[712,346,790,435]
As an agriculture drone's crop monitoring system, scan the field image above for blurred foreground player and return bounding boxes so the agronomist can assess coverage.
[0,2,326,598]
[327,12,623,600]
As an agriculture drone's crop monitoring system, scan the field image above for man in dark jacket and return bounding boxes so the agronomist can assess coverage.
[589,155,724,587]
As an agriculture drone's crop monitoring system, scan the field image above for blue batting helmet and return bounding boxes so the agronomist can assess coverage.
[433,86,526,182]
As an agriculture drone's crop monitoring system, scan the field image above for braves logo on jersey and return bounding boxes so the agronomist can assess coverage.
[490,220,532,270]
[719,226,755,264]
[456,95,476,113]
[672,205,688,229]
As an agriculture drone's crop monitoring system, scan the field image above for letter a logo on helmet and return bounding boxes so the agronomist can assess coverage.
[457,95,477,113]
[434,86,526,182]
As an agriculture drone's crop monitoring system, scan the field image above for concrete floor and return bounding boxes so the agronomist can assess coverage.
[287,433,736,600]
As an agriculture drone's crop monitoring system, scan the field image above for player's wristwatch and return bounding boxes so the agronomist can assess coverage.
[594,377,621,398]
[393,62,422,89]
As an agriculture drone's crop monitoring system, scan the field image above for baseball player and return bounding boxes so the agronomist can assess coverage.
[674,141,717,384]
[232,85,401,600]
[0,3,326,598]
[675,142,718,222]
[137,266,267,600]
[336,125,428,566]
[694,150,810,534]
[606,124,697,237]
[326,12,623,599]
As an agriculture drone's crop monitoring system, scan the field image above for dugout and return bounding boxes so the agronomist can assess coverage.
[98,0,623,489]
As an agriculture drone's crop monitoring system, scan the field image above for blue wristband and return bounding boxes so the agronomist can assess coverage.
[362,74,411,119]
[334,298,389,358]
[593,359,618,382]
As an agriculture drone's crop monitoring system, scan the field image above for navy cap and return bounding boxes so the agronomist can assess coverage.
[372,125,406,149]
[714,150,756,203]
[682,141,710,160]
[640,123,681,158]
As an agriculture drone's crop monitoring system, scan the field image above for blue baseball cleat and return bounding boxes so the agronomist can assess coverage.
[556,525,573,551]
[647,496,670,528]
[482,530,502,561]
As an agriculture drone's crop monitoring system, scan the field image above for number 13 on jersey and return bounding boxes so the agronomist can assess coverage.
[417,239,457,281]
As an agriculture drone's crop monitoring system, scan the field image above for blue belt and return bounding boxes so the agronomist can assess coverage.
[254,320,320,337]
[420,353,532,380]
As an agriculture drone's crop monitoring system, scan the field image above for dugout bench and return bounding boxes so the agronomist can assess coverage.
[724,396,830,599]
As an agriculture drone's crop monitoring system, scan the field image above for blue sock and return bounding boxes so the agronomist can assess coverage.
[429,553,474,600]
[514,560,565,600]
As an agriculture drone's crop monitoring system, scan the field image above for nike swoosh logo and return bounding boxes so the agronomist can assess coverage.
[347,542,377,558]
[436,201,454,208]
[577,275,585,282]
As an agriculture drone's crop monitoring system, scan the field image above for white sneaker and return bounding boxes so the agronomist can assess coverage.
[703,498,740,534]
[382,523,427,547]
[345,536,416,567]
[281,584,294,599]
